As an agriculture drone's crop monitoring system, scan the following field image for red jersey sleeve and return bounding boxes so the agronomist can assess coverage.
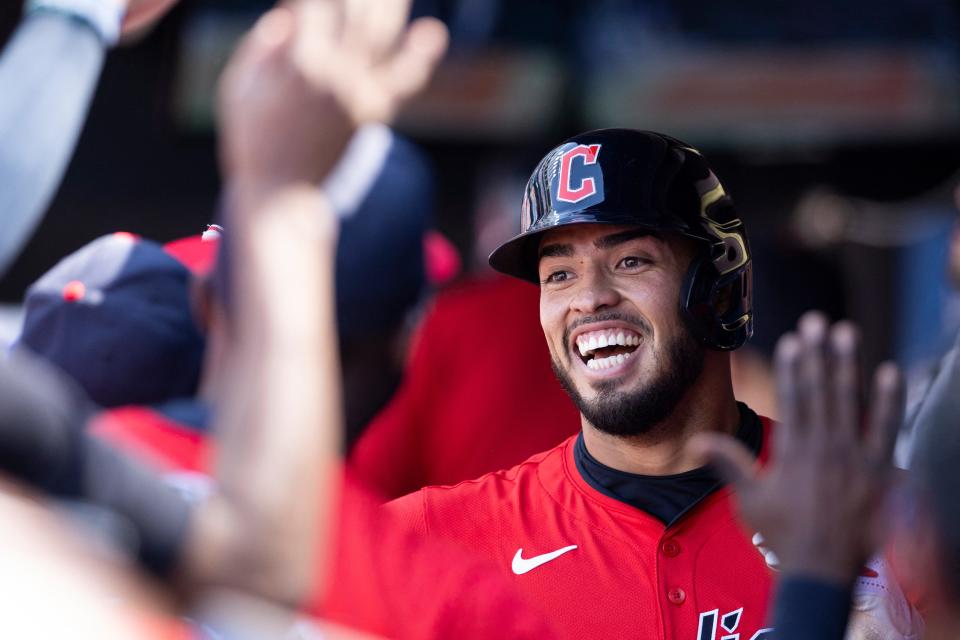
[381,489,430,538]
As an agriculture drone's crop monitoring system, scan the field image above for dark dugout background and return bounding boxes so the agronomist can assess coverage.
[3,0,960,372]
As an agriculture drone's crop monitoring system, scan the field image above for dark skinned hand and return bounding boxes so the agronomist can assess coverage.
[688,311,905,584]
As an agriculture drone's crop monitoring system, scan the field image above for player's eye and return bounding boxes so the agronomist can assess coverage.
[542,270,572,285]
[617,256,649,270]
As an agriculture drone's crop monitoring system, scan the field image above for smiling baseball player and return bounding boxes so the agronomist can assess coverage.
[385,129,772,640]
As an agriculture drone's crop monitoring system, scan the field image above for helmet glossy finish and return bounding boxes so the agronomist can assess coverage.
[489,128,753,350]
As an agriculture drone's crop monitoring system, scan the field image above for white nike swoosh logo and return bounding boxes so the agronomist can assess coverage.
[511,545,578,575]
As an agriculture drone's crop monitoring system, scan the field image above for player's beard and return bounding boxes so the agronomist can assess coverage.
[551,324,705,439]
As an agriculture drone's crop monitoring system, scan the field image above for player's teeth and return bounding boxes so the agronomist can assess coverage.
[598,335,608,348]
[577,339,588,357]
[588,336,598,351]
[623,351,632,360]
[587,354,624,370]
[616,332,625,346]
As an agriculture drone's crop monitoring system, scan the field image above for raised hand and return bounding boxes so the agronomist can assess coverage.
[689,312,905,583]
[217,0,448,193]
[191,0,448,605]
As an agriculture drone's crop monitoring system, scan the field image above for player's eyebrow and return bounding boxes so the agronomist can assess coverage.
[538,243,573,260]
[594,229,659,250]
[539,230,660,260]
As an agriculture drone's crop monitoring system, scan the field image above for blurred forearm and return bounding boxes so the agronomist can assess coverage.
[202,184,341,604]
[0,11,107,275]
[197,0,447,602]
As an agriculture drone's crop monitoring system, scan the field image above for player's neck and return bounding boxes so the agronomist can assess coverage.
[580,358,739,477]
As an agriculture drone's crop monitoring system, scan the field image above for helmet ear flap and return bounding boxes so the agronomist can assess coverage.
[680,247,753,351]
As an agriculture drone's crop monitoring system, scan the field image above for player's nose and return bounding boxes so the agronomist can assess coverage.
[570,268,621,314]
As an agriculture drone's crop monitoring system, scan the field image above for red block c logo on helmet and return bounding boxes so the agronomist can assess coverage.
[556,144,602,203]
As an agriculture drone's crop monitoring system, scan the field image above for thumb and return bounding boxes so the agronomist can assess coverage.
[687,433,758,490]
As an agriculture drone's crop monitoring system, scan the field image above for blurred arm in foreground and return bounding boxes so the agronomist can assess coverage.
[0,0,178,276]
[196,0,446,603]
[0,0,447,614]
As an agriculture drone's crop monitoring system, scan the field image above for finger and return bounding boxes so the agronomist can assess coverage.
[220,8,296,107]
[230,7,296,68]
[380,17,449,106]
[359,0,412,62]
[340,0,372,47]
[829,321,861,446]
[290,0,339,76]
[254,6,297,50]
[866,362,905,464]
[687,433,759,490]
[773,332,803,457]
[798,311,830,440]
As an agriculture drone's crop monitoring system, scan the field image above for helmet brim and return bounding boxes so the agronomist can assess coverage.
[488,216,703,284]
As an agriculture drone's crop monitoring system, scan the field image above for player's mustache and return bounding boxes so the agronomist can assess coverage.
[563,312,651,350]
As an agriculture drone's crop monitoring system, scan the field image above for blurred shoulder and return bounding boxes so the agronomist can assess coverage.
[383,437,573,530]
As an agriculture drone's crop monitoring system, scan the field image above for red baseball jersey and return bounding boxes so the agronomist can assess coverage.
[385,420,777,640]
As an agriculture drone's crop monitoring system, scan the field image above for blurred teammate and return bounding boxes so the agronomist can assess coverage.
[895,184,960,467]
[15,128,432,446]
[12,231,212,408]
[893,327,960,639]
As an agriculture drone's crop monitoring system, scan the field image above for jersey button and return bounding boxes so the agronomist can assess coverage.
[661,539,681,557]
[667,588,686,605]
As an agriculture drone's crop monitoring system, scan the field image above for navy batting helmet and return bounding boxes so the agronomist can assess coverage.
[488,128,753,351]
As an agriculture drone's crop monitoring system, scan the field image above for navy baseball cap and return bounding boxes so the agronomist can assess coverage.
[211,129,436,338]
[334,132,436,337]
[12,232,210,408]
